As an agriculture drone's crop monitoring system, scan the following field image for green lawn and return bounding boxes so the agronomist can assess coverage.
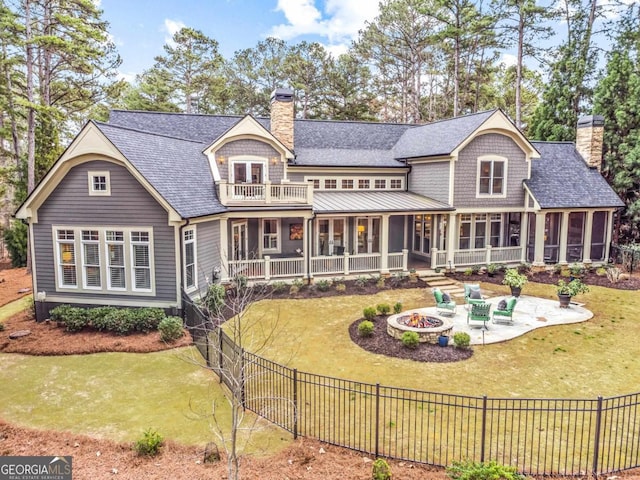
[0,296,33,322]
[0,347,287,452]
[238,281,640,398]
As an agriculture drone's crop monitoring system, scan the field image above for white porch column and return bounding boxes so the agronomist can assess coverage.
[533,212,546,266]
[402,249,409,272]
[403,215,409,249]
[446,212,457,270]
[303,219,309,278]
[485,244,492,265]
[604,210,614,262]
[219,217,229,281]
[431,247,438,269]
[264,255,271,281]
[583,211,594,263]
[380,214,390,274]
[558,211,570,264]
[520,213,529,263]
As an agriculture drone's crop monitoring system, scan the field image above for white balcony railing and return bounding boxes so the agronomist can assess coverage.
[218,180,313,206]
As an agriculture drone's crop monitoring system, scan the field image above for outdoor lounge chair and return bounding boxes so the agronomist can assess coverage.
[464,283,484,307]
[492,297,517,325]
[432,288,456,316]
[467,302,491,329]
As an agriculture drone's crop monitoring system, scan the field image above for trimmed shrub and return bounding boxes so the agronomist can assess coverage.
[401,331,420,349]
[446,460,524,480]
[355,276,368,288]
[49,304,73,322]
[87,306,118,331]
[335,283,346,292]
[133,307,166,333]
[61,307,89,332]
[453,332,471,349]
[393,302,403,314]
[376,303,391,315]
[372,458,392,480]
[134,428,164,457]
[363,306,377,321]
[376,277,385,289]
[271,281,287,293]
[316,279,331,291]
[104,308,137,335]
[358,320,375,337]
[158,316,184,342]
[292,278,305,288]
[204,284,226,313]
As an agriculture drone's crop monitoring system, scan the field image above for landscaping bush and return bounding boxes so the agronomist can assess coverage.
[289,285,300,295]
[132,307,166,332]
[335,283,346,292]
[376,303,391,315]
[158,316,184,342]
[134,428,164,456]
[446,460,524,480]
[87,306,118,331]
[292,278,305,289]
[363,306,377,321]
[372,458,392,480]
[376,277,385,289]
[393,302,402,314]
[49,304,73,322]
[316,279,331,291]
[401,331,420,349]
[358,320,375,337]
[204,283,226,313]
[59,307,89,332]
[104,308,137,336]
[355,276,369,288]
[453,332,471,349]
[271,281,287,293]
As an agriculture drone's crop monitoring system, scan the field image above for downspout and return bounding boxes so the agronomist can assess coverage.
[306,215,314,284]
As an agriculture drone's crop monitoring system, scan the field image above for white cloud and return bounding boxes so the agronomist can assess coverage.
[500,53,518,68]
[116,71,137,83]
[163,18,186,46]
[269,0,380,53]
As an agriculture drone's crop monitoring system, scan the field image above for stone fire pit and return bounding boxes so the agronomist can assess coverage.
[386,309,454,344]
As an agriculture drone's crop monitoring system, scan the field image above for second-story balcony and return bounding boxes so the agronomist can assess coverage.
[217,180,313,207]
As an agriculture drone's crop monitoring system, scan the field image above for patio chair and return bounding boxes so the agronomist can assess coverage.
[492,297,517,325]
[432,288,456,316]
[464,283,485,307]
[467,302,491,329]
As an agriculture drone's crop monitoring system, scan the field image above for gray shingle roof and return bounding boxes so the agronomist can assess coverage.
[313,191,452,214]
[526,142,624,209]
[94,122,225,218]
[293,148,403,168]
[393,110,496,159]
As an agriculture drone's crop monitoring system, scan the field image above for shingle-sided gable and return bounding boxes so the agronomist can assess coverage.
[525,142,624,209]
[95,122,226,218]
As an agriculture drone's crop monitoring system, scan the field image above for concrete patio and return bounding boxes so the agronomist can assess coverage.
[422,295,594,345]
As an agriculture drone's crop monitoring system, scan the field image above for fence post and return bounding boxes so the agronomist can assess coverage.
[264,255,271,281]
[293,368,298,439]
[375,383,380,458]
[344,251,350,275]
[592,396,604,477]
[218,329,224,383]
[240,347,246,409]
[480,395,487,462]
[206,334,211,368]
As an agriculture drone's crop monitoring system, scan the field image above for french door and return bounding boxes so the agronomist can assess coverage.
[356,217,380,254]
[232,221,248,261]
[317,218,345,255]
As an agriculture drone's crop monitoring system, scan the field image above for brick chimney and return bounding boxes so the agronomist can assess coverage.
[270,88,294,151]
[576,115,604,170]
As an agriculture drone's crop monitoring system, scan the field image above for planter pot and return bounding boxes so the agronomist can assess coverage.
[558,293,572,308]
[510,286,522,297]
[409,273,418,283]
[438,335,449,347]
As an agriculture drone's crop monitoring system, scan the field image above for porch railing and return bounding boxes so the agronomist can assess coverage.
[218,180,313,206]
[431,246,525,269]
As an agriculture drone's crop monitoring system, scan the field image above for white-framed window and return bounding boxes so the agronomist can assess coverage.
[106,230,126,290]
[477,156,506,197]
[261,218,280,253]
[490,214,502,247]
[342,179,354,189]
[304,176,403,191]
[459,214,472,249]
[374,179,386,189]
[88,171,111,196]
[311,179,320,189]
[230,159,265,184]
[390,179,402,189]
[324,179,337,189]
[53,226,154,295]
[56,230,77,287]
[358,179,370,189]
[81,230,101,289]
[183,228,197,291]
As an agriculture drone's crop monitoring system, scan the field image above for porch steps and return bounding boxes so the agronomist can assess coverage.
[422,276,465,297]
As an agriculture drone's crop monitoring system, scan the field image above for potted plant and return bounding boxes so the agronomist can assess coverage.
[487,263,498,277]
[502,268,527,297]
[556,279,589,308]
[409,268,418,283]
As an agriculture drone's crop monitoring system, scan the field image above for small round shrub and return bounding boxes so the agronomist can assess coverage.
[335,283,346,292]
[204,284,226,313]
[401,331,420,349]
[376,303,391,315]
[49,304,73,322]
[358,320,375,337]
[133,307,166,332]
[316,279,331,291]
[134,428,164,456]
[289,285,300,295]
[453,332,471,349]
[363,306,377,321]
[446,460,524,480]
[376,277,385,288]
[62,307,89,332]
[596,266,607,276]
[104,308,137,335]
[372,458,392,480]
[88,306,118,331]
[158,316,184,342]
[393,302,402,314]
[271,281,287,293]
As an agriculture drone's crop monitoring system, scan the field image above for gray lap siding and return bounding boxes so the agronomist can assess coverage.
[193,220,221,297]
[407,162,450,204]
[34,160,177,303]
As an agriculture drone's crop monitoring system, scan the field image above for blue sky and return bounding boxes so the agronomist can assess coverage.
[100,0,382,81]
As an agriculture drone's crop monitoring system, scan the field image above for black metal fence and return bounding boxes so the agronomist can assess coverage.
[181,292,640,477]
[610,243,640,274]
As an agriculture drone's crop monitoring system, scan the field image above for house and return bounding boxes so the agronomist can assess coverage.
[16,89,624,319]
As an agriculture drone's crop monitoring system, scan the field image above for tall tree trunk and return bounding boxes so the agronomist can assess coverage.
[515,10,524,129]
[24,0,36,274]
[2,43,21,171]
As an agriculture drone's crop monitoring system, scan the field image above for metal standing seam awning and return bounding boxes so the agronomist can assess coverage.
[312,191,454,215]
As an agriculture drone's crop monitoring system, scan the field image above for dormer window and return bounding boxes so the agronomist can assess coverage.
[88,171,110,196]
[477,156,506,197]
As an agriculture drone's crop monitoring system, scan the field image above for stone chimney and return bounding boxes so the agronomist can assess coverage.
[270,88,294,151]
[576,115,604,170]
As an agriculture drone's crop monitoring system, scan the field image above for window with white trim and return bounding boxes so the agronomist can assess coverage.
[358,179,370,189]
[459,214,472,249]
[57,230,77,287]
[341,179,354,189]
[106,230,126,289]
[131,231,151,291]
[183,228,196,290]
[374,179,386,189]
[324,179,337,189]
[262,219,280,253]
[53,227,154,294]
[81,230,101,288]
[312,179,320,189]
[88,171,111,196]
[474,214,487,248]
[490,214,502,247]
[478,158,505,196]
[390,179,402,189]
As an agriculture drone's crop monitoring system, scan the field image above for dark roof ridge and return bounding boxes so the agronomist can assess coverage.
[417,108,499,127]
[95,120,207,145]
[530,140,576,145]
[110,109,249,120]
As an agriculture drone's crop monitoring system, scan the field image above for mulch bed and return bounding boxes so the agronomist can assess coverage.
[348,316,473,363]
